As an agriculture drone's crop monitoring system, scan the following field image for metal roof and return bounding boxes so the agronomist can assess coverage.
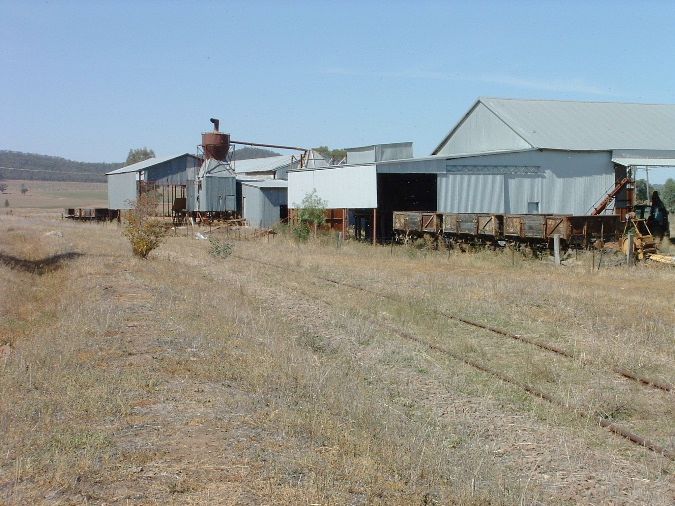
[612,149,675,167]
[106,153,201,175]
[241,179,288,189]
[287,149,538,173]
[434,98,675,153]
[231,155,296,174]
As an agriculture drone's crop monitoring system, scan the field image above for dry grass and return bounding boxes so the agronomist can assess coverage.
[0,179,107,210]
[0,212,673,505]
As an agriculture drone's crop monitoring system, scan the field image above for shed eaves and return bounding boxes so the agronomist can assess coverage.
[106,153,201,175]
[434,98,675,153]
[241,179,288,189]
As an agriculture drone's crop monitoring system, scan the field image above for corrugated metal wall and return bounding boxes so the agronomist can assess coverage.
[145,156,200,185]
[437,174,505,213]
[288,150,614,215]
[187,175,236,212]
[107,172,138,209]
[436,150,614,214]
[242,186,287,228]
[346,143,413,164]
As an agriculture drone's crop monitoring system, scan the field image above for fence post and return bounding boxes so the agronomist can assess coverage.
[626,233,634,266]
[553,234,561,266]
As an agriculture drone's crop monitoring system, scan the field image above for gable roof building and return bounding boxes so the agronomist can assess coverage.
[433,98,675,156]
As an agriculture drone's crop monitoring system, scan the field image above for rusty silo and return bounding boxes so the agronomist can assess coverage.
[201,118,231,160]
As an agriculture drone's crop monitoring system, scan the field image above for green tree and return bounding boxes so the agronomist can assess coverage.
[635,179,648,202]
[126,147,156,165]
[662,178,675,212]
[313,146,347,164]
[20,183,28,195]
[0,183,7,193]
[4,199,9,208]
[297,190,327,238]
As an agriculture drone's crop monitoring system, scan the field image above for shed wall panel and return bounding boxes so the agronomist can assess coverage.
[107,172,138,209]
[144,156,200,185]
[242,186,287,228]
[436,103,532,156]
[438,174,505,213]
[288,165,377,209]
[435,150,614,214]
[346,146,376,164]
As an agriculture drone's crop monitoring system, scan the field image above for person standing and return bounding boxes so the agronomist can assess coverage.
[650,191,669,240]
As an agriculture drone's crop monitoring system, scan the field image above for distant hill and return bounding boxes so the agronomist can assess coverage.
[0,150,121,182]
[0,147,280,183]
[230,147,280,160]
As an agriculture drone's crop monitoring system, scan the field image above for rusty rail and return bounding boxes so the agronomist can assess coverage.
[231,254,673,394]
[379,321,675,461]
[316,275,673,393]
[232,254,674,460]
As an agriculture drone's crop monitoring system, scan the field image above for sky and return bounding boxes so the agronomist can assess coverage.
[1,0,675,183]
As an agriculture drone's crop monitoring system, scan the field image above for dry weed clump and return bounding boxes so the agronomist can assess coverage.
[123,192,167,258]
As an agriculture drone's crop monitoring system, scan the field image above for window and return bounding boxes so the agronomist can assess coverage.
[527,201,539,214]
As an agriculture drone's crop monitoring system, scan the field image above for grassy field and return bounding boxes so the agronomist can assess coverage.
[0,209,673,504]
[0,179,107,210]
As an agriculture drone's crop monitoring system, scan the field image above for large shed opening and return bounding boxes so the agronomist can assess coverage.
[377,173,437,240]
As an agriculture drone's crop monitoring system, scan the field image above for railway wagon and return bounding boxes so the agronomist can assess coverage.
[545,215,622,247]
[64,208,119,221]
[393,211,623,250]
[442,213,503,238]
[503,214,557,241]
[393,211,441,234]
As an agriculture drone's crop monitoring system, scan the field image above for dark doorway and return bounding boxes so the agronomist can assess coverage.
[377,173,437,240]
[279,204,288,222]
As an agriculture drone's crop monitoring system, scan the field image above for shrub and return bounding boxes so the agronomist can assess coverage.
[209,238,233,258]
[123,192,167,258]
[297,190,327,238]
[292,223,310,242]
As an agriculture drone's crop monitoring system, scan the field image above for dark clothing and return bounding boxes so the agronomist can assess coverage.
[650,196,668,227]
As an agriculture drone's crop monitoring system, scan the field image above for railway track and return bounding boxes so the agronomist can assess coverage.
[231,253,674,460]
[233,254,672,393]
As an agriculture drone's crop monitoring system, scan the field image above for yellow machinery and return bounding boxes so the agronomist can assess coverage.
[621,216,658,260]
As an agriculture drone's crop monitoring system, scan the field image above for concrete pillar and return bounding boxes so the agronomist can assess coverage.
[553,234,561,266]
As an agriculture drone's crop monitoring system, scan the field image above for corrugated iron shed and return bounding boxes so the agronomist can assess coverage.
[241,179,288,229]
[107,153,202,210]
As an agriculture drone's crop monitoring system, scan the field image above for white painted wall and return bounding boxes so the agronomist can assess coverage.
[107,172,138,210]
[288,165,377,209]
